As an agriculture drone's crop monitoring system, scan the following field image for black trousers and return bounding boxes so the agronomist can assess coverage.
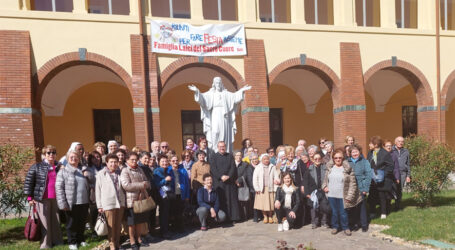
[88,203,98,231]
[169,195,184,230]
[275,207,296,228]
[65,204,89,245]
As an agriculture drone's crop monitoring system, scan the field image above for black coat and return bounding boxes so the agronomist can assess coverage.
[367,148,394,192]
[24,161,62,201]
[139,163,158,200]
[209,152,240,221]
[235,161,254,193]
[291,160,307,188]
[275,186,301,213]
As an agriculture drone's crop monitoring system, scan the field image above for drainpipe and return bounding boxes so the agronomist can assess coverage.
[436,0,442,141]
[138,0,150,151]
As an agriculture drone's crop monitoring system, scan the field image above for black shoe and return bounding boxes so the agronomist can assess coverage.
[311,224,317,229]
[161,232,172,240]
[362,227,368,232]
[131,243,140,250]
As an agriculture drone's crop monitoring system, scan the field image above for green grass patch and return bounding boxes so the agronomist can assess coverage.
[371,190,455,244]
[0,217,105,250]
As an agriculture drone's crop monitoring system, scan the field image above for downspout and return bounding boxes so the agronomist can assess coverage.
[138,0,150,151]
[436,0,442,141]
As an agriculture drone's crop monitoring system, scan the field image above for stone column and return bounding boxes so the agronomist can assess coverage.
[242,39,270,153]
[290,0,305,24]
[190,0,204,20]
[334,42,367,153]
[380,0,397,28]
[238,0,258,22]
[0,31,41,151]
[333,0,355,26]
[418,0,436,30]
[73,0,88,14]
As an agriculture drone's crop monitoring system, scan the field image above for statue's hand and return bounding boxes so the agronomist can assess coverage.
[188,84,199,93]
[241,85,252,92]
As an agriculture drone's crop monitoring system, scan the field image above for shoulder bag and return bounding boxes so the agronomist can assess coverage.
[238,176,250,202]
[24,205,41,241]
[133,191,156,213]
[94,213,108,236]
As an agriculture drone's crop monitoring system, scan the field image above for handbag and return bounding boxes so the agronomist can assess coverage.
[24,205,41,241]
[372,169,385,183]
[238,176,250,202]
[94,213,108,236]
[133,191,156,213]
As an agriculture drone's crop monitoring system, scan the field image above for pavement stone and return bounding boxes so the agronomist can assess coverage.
[141,221,422,250]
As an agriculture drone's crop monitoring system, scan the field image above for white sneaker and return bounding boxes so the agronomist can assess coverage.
[283,220,289,231]
[69,244,78,250]
[278,223,283,232]
[80,242,88,247]
[380,214,387,219]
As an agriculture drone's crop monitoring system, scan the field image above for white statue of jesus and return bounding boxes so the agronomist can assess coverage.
[188,77,252,153]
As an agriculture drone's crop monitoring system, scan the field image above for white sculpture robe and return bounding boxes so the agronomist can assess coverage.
[193,89,245,153]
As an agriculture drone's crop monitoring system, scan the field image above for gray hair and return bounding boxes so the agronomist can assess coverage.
[295,145,306,155]
[324,141,334,148]
[307,145,318,153]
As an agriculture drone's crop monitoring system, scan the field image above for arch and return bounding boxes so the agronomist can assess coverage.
[35,52,133,108]
[268,57,341,90]
[441,70,455,107]
[160,56,245,91]
[364,59,434,106]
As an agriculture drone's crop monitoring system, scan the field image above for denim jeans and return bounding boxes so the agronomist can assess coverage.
[328,197,348,230]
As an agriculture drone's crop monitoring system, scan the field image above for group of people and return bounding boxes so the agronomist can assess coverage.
[23,135,411,249]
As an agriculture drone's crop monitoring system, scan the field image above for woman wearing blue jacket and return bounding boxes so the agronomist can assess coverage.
[347,145,372,232]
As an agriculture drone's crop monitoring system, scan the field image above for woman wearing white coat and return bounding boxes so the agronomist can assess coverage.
[253,154,281,224]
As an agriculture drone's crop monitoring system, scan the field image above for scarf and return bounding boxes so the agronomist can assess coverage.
[283,184,295,208]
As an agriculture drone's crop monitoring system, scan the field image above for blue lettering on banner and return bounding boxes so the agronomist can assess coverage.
[171,23,189,32]
[179,38,190,45]
[190,34,203,41]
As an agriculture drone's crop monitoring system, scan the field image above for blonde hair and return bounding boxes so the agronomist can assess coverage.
[284,145,295,156]
[41,145,56,155]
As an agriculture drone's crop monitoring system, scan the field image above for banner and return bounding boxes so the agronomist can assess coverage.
[150,20,246,56]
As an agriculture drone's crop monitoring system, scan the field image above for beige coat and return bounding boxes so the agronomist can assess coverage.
[322,160,362,209]
[120,165,149,208]
[95,168,126,211]
[252,163,281,193]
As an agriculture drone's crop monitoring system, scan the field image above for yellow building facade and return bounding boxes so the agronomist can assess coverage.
[0,0,454,155]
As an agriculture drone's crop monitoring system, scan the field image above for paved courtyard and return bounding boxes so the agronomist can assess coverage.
[142,221,418,250]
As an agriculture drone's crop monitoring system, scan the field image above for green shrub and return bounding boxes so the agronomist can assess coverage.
[404,135,455,207]
[0,144,34,217]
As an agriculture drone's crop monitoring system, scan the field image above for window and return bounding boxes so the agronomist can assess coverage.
[259,0,290,23]
[151,0,191,18]
[181,110,204,149]
[88,0,130,15]
[402,106,417,137]
[395,0,418,28]
[269,108,283,148]
[304,0,334,25]
[441,0,455,30]
[31,0,73,12]
[203,0,237,21]
[93,109,123,145]
[355,0,380,27]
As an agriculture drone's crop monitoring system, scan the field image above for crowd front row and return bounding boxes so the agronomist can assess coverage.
[23,135,410,249]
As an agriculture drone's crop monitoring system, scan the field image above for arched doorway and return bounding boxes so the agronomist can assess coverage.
[160,58,244,155]
[364,60,434,141]
[36,53,135,153]
[268,58,339,147]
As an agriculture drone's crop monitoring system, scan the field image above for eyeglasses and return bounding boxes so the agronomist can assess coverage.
[128,158,138,162]
[320,141,326,144]
[314,158,321,161]
[333,157,343,160]
[171,160,178,162]
[161,145,169,148]
[46,151,56,155]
